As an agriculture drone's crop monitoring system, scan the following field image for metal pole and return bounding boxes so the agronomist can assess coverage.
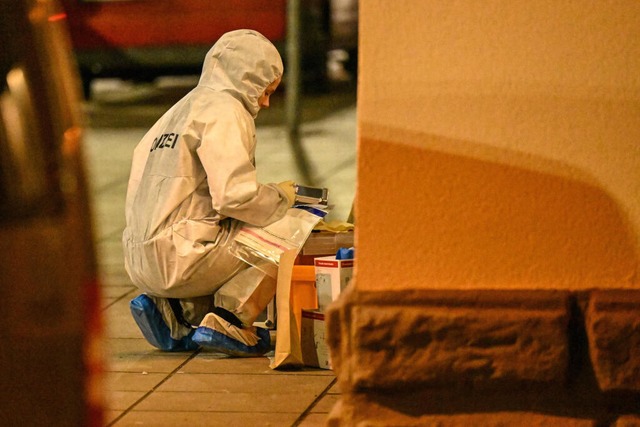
[286,0,315,185]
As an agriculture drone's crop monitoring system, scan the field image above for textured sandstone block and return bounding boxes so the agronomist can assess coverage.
[586,290,640,392]
[326,394,597,427]
[354,412,595,427]
[329,289,570,390]
[613,415,640,427]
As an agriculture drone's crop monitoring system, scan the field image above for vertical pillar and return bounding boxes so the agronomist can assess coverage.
[286,0,314,184]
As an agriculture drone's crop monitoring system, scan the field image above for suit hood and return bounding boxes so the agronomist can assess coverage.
[198,29,283,118]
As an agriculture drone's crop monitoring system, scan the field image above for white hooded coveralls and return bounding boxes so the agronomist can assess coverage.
[122,30,289,307]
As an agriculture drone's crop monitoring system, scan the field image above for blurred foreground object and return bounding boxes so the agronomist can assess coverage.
[0,0,103,425]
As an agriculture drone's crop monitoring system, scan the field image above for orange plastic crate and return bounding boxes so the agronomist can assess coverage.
[291,265,317,336]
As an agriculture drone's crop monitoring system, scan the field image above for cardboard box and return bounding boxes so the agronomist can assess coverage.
[301,230,354,256]
[301,309,332,369]
[314,256,354,311]
[296,231,354,265]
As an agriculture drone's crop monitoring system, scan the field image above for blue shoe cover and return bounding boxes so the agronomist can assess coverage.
[129,295,199,352]
[192,324,271,357]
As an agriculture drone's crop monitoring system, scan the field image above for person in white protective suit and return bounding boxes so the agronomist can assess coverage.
[122,29,296,356]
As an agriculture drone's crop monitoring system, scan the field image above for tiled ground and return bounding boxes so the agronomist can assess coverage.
[83,78,356,426]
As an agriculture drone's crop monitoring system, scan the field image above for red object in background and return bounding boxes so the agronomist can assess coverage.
[61,0,287,50]
[58,0,336,99]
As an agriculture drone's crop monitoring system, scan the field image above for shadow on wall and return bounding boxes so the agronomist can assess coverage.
[356,124,639,291]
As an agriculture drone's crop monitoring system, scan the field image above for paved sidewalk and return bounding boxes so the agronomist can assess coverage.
[83,78,356,426]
